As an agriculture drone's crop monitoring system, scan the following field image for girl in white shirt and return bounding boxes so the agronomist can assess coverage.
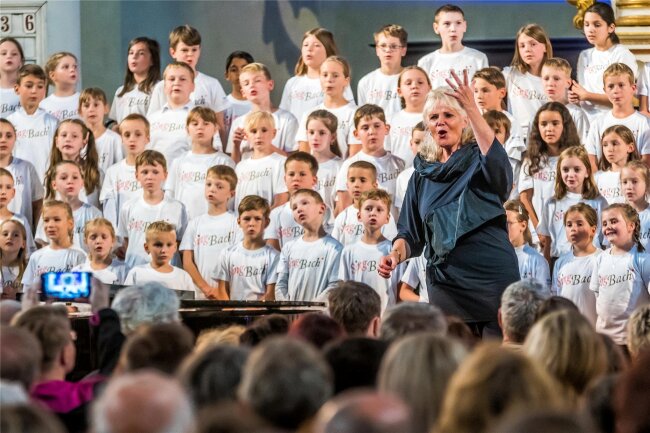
[537,146,607,264]
[40,52,80,121]
[386,66,431,168]
[0,37,24,119]
[504,24,552,136]
[110,37,161,122]
[306,110,342,215]
[622,160,650,251]
[0,219,27,299]
[519,102,581,234]
[553,203,601,325]
[595,125,640,204]
[73,218,128,285]
[505,199,550,289]
[591,203,650,346]
[570,2,639,115]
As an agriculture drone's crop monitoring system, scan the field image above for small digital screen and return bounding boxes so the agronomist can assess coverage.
[42,272,91,300]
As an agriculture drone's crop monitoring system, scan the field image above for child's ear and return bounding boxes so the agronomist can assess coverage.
[144,242,150,254]
[229,189,236,198]
[267,80,275,91]
[497,88,506,99]
[433,21,440,35]
[384,123,391,133]
[357,210,362,221]
[263,217,271,229]
[169,46,177,58]
[353,129,360,140]
[271,128,277,139]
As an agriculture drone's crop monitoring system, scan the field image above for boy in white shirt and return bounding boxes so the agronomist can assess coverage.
[540,58,590,144]
[100,114,148,229]
[266,152,329,251]
[357,24,407,118]
[215,195,279,301]
[227,63,298,161]
[147,61,195,164]
[180,165,238,300]
[166,106,235,219]
[118,150,188,269]
[223,51,254,139]
[124,221,194,294]
[275,189,342,302]
[339,189,405,313]
[147,25,229,144]
[332,161,397,246]
[586,63,650,171]
[335,104,405,216]
[7,65,58,183]
[78,88,124,172]
[417,4,488,90]
[234,111,288,211]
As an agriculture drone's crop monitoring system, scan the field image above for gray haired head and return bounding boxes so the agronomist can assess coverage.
[380,302,447,343]
[500,279,550,343]
[112,282,180,335]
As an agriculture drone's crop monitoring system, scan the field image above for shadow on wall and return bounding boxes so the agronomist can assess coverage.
[263,0,303,75]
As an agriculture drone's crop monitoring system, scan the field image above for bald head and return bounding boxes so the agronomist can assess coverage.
[314,390,412,433]
[92,371,194,433]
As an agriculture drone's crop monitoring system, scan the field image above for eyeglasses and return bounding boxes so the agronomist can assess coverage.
[377,44,403,52]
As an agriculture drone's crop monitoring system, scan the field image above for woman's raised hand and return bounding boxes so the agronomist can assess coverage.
[444,69,476,111]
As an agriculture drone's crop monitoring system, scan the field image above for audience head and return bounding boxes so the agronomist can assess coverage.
[380,302,447,343]
[0,300,22,325]
[324,337,389,394]
[627,303,650,358]
[238,336,333,430]
[313,390,412,433]
[524,310,607,399]
[328,281,381,336]
[179,344,250,409]
[436,343,562,433]
[599,333,629,373]
[112,282,180,335]
[534,295,579,322]
[92,370,194,433]
[0,325,42,391]
[194,325,245,353]
[491,410,594,433]
[239,314,289,347]
[118,322,194,375]
[583,374,618,433]
[614,351,650,433]
[1,404,66,433]
[378,333,467,433]
[288,313,345,349]
[499,279,550,344]
[195,402,271,433]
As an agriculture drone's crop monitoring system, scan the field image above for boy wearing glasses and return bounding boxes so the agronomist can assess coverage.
[417,4,488,89]
[356,25,407,118]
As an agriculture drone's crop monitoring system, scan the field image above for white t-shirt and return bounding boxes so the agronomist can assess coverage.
[0,88,20,119]
[264,202,333,248]
[594,170,624,204]
[4,157,44,228]
[234,152,287,211]
[279,75,355,123]
[225,109,298,158]
[39,92,80,121]
[394,166,414,210]
[215,242,279,301]
[94,129,124,173]
[124,264,195,293]
[553,248,601,325]
[117,196,188,269]
[99,160,142,229]
[518,156,559,221]
[35,203,103,252]
[335,150,405,200]
[417,47,488,90]
[585,111,650,161]
[339,239,405,313]
[223,94,251,139]
[639,206,650,252]
[331,204,398,247]
[148,71,230,115]
[515,244,551,289]
[400,255,429,303]
[72,259,129,285]
[638,62,650,97]
[500,111,527,199]
[590,246,650,345]
[7,108,58,182]
[295,102,360,158]
[179,212,239,299]
[566,103,590,144]
[504,67,547,136]
[110,84,155,122]
[147,103,193,163]
[315,157,342,214]
[537,192,608,258]
[386,110,421,167]
[275,235,343,302]
[0,214,36,255]
[166,151,235,220]
[21,246,87,285]
[577,44,639,115]
[356,68,402,118]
